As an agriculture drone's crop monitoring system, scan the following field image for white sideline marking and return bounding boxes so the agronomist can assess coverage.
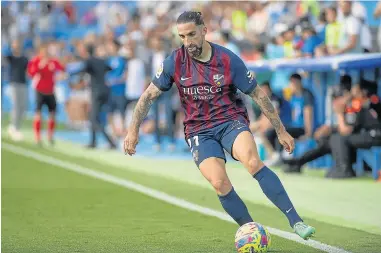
[3,143,351,253]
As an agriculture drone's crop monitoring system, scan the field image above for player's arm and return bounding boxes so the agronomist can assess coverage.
[374,1,381,18]
[129,83,163,133]
[249,86,286,136]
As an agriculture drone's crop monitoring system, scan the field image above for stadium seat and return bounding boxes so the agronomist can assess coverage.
[354,147,381,180]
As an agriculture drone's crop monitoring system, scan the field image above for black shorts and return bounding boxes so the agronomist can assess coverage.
[36,92,57,112]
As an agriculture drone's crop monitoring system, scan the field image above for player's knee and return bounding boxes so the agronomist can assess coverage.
[210,178,231,195]
[48,112,55,119]
[246,157,264,175]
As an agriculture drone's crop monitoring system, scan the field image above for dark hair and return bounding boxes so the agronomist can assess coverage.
[176,11,204,25]
[220,30,231,42]
[261,81,271,89]
[319,10,326,23]
[340,74,352,91]
[290,73,302,81]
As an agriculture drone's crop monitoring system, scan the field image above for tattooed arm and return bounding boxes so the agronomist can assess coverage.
[130,83,163,132]
[250,86,295,153]
[124,83,163,155]
[250,86,285,135]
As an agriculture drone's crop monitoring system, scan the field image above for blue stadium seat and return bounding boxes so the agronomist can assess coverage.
[354,147,381,180]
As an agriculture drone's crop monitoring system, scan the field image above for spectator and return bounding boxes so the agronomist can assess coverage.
[328,79,381,178]
[218,30,241,56]
[333,1,362,55]
[264,74,314,165]
[72,44,117,149]
[246,2,269,38]
[148,36,176,152]
[374,1,381,52]
[105,41,127,140]
[314,8,327,43]
[299,26,323,58]
[124,41,147,128]
[5,40,29,141]
[283,74,353,173]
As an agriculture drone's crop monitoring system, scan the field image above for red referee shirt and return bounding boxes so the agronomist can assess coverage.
[27,56,65,95]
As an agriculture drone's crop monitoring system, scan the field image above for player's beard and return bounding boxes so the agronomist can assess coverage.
[186,41,203,58]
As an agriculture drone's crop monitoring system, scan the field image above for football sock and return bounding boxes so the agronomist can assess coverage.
[33,117,41,142]
[253,166,302,227]
[47,118,55,141]
[218,187,253,226]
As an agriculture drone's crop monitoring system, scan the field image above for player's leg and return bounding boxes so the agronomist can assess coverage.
[222,126,315,239]
[188,135,253,226]
[47,94,57,145]
[106,97,118,139]
[33,92,44,145]
[99,94,116,149]
[230,131,302,224]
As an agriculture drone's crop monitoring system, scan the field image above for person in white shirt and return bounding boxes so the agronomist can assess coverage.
[334,0,362,55]
[124,41,146,127]
[374,1,381,52]
[148,36,176,152]
[337,0,372,52]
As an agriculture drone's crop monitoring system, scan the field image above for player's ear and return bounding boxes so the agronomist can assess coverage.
[201,25,207,36]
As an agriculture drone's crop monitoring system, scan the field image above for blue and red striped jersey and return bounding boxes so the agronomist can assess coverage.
[152,42,257,138]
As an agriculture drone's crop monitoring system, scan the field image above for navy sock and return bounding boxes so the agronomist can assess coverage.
[254,166,302,227]
[218,187,253,226]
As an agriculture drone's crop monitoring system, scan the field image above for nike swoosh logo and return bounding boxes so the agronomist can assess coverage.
[286,207,293,213]
[181,77,191,81]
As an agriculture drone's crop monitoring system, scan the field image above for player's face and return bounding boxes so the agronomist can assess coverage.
[11,41,20,54]
[177,22,206,58]
[339,0,351,16]
[289,78,301,93]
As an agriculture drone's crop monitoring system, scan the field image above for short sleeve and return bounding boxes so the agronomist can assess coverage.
[152,52,175,92]
[231,54,257,94]
[303,90,314,106]
[346,17,361,36]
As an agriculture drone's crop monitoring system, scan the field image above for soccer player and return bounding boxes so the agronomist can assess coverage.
[124,11,315,239]
[27,43,65,145]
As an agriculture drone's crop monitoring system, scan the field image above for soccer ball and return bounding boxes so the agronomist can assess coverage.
[234,222,271,253]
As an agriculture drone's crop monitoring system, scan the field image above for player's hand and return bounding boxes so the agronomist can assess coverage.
[124,129,139,156]
[277,129,295,154]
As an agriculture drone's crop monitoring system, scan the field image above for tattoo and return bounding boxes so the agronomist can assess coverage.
[250,86,284,135]
[130,83,163,131]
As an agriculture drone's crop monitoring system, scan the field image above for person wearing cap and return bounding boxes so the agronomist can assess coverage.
[283,74,353,173]
[327,79,381,178]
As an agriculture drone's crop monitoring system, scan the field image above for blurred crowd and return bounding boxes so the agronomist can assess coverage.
[2,1,381,177]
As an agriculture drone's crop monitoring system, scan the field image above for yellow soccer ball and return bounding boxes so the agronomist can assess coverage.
[235,222,271,253]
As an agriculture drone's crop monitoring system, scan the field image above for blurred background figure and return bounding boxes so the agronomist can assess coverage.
[27,43,65,146]
[148,36,176,152]
[105,41,127,140]
[72,44,117,149]
[264,74,314,166]
[4,40,29,141]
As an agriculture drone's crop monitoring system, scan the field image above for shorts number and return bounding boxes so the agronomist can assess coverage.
[187,136,199,149]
